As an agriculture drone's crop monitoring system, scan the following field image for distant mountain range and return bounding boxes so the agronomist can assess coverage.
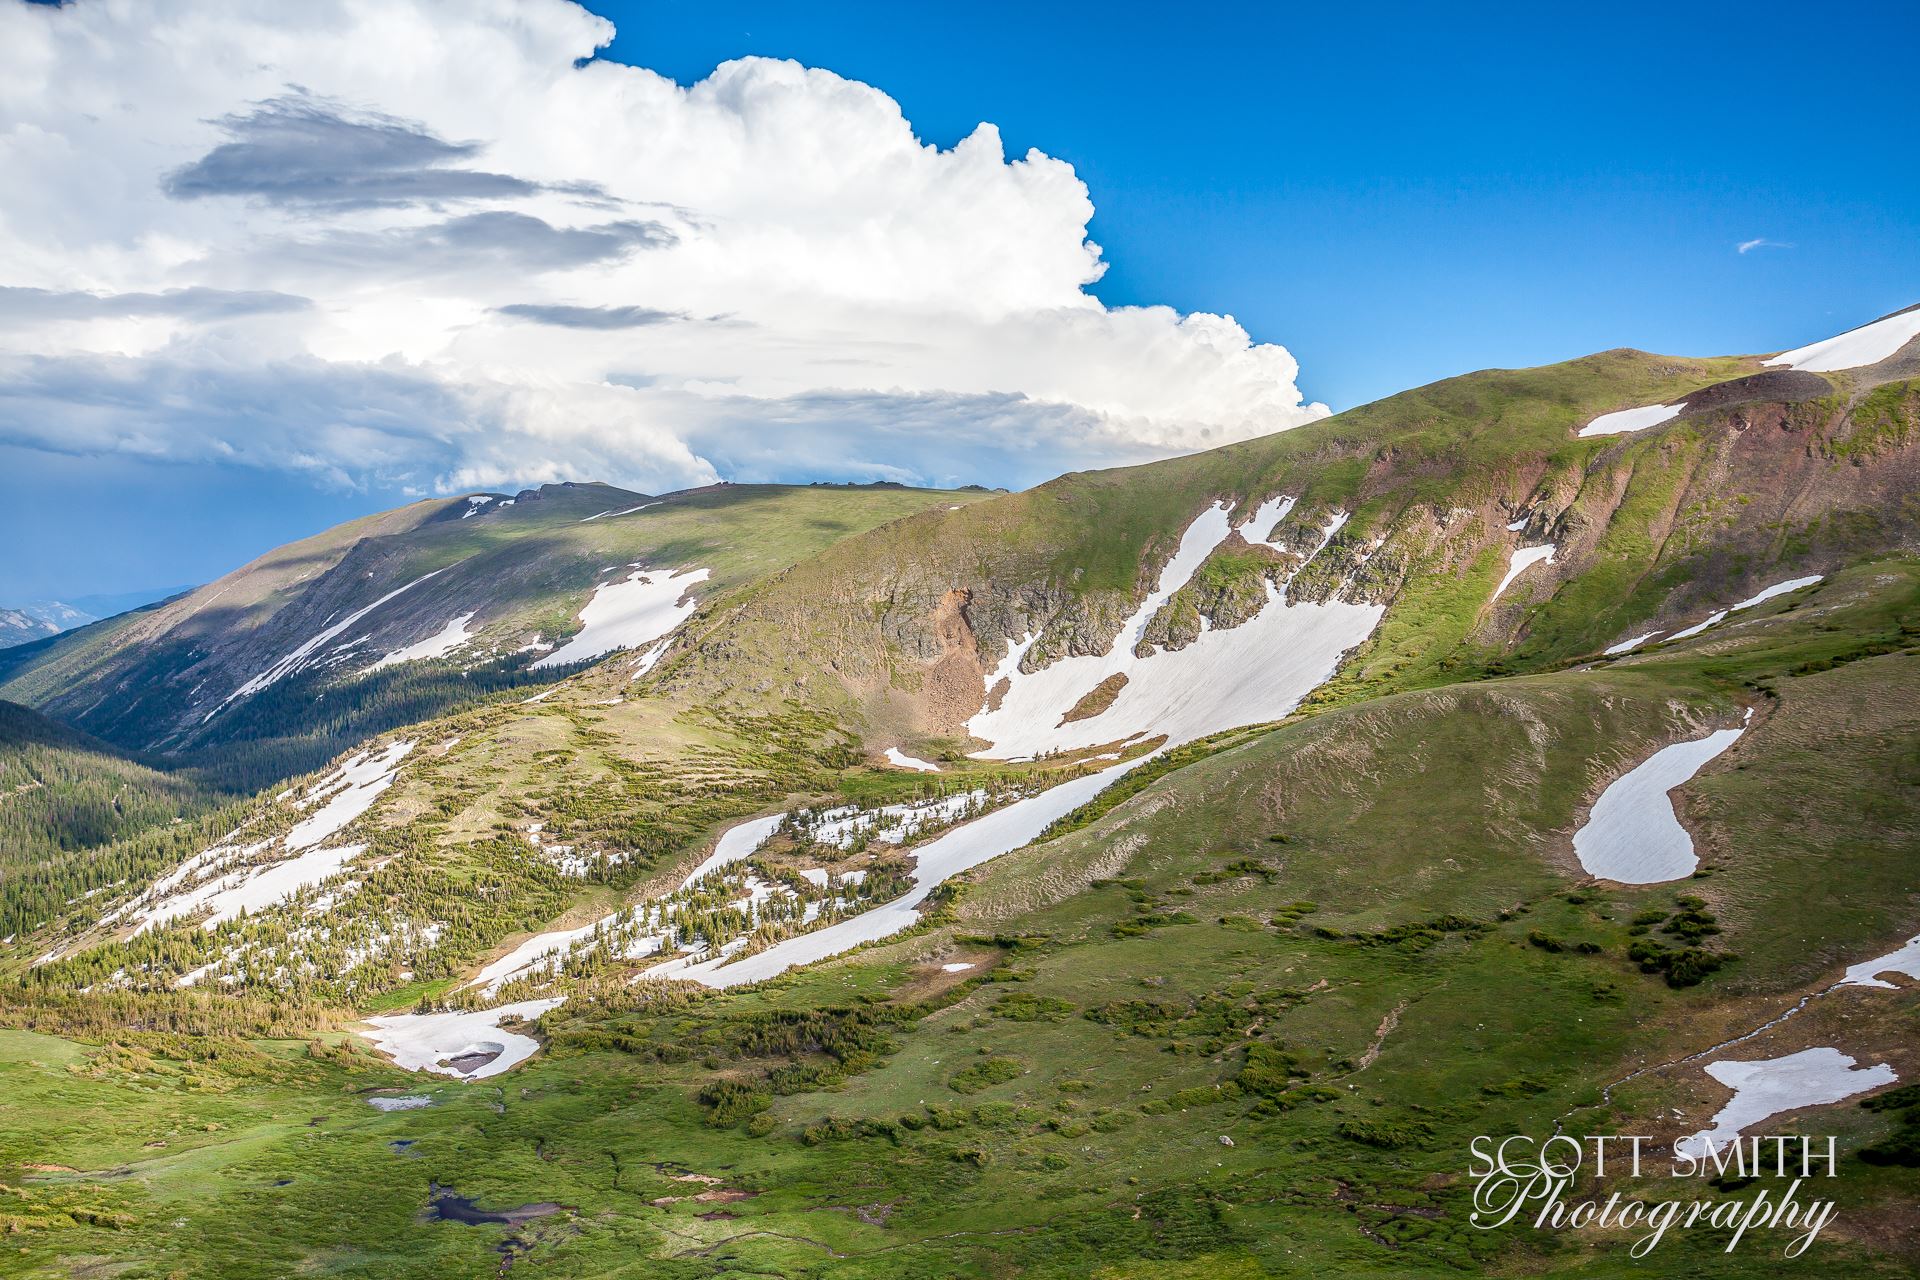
[0,586,195,651]
[0,601,92,650]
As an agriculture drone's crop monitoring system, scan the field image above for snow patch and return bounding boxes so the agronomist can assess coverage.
[661,760,1133,988]
[1677,1048,1897,1160]
[682,814,787,889]
[287,741,414,851]
[1578,403,1686,438]
[884,747,941,773]
[470,924,601,996]
[214,570,447,716]
[369,613,477,670]
[522,821,599,878]
[1841,934,1920,990]
[802,792,989,849]
[1765,311,1920,373]
[1572,717,1747,883]
[361,998,564,1081]
[1604,631,1662,656]
[1669,610,1727,642]
[1732,575,1822,611]
[126,742,411,933]
[628,637,672,680]
[149,844,365,933]
[1668,576,1823,642]
[533,566,708,670]
[581,501,661,522]
[1493,544,1556,601]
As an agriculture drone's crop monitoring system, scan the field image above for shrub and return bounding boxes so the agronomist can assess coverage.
[697,1078,771,1127]
[949,1057,1024,1094]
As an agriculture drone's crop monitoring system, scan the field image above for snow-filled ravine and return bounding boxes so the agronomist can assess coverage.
[119,740,413,933]
[1666,575,1823,643]
[363,998,564,1082]
[212,569,449,717]
[1493,544,1555,601]
[532,565,707,670]
[652,760,1134,989]
[1764,309,1920,374]
[1571,713,1748,883]
[1676,1047,1897,1160]
[965,498,1384,759]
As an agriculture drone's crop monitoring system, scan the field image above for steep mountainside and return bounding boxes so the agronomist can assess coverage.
[657,320,1919,754]
[0,481,994,790]
[2,308,1917,1278]
[0,700,222,940]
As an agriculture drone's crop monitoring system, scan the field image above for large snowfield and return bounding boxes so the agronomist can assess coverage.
[363,998,566,1081]
[533,566,708,669]
[965,499,1383,759]
[1571,716,1747,883]
[1765,310,1920,373]
[1677,1047,1898,1159]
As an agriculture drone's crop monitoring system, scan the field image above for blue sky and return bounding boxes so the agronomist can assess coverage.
[601,0,1920,405]
[3,0,1917,605]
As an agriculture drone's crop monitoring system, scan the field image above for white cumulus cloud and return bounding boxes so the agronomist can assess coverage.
[0,0,1326,495]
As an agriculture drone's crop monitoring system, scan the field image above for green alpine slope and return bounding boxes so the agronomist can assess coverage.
[0,700,226,942]
[2,311,1918,1277]
[653,345,1919,751]
[0,481,997,791]
[1,561,1915,1277]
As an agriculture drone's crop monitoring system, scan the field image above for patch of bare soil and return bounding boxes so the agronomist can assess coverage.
[1681,368,1830,416]
[919,588,987,733]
